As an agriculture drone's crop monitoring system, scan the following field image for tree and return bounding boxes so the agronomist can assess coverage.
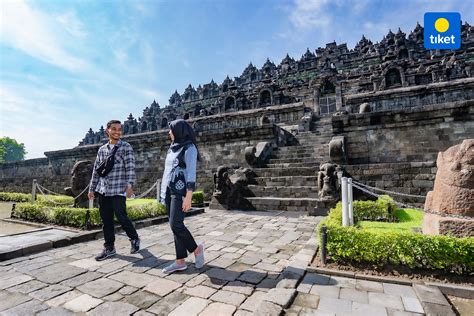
[0,137,27,162]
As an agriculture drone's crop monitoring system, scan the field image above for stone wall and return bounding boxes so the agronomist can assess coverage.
[0,124,289,199]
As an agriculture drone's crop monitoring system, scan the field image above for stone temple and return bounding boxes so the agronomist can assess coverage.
[1,22,473,213]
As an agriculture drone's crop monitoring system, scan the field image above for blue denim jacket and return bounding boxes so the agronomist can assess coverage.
[160,144,197,203]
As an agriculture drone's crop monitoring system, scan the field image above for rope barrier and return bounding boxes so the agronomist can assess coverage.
[133,181,158,199]
[351,182,472,220]
[35,184,74,206]
[352,180,426,199]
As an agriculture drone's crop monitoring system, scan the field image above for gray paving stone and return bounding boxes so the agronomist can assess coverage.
[1,300,49,316]
[102,291,123,301]
[234,309,254,316]
[147,292,189,315]
[209,257,236,268]
[63,294,102,312]
[223,281,254,296]
[199,302,237,316]
[169,297,209,316]
[264,288,296,308]
[317,297,352,313]
[202,277,228,289]
[254,300,282,316]
[383,283,417,298]
[401,296,424,314]
[257,277,279,291]
[123,290,160,309]
[421,302,455,315]
[59,271,103,288]
[144,277,182,296]
[299,308,335,315]
[88,301,139,316]
[210,290,247,306]
[37,307,76,316]
[339,287,369,304]
[292,292,320,309]
[109,270,158,288]
[184,285,217,299]
[0,273,33,290]
[6,279,47,294]
[368,292,404,310]
[328,276,355,288]
[238,270,267,284]
[228,262,253,273]
[29,284,71,301]
[44,290,82,307]
[351,302,388,316]
[413,284,450,305]
[119,285,138,295]
[134,311,155,316]
[355,279,384,293]
[206,267,241,281]
[77,278,123,298]
[241,291,267,312]
[309,285,340,298]
[28,263,86,284]
[253,262,283,273]
[0,291,31,312]
[239,256,262,265]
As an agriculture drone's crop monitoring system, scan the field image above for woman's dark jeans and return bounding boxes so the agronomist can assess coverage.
[165,188,198,259]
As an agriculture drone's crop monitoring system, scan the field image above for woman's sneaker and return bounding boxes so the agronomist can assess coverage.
[130,238,140,254]
[195,244,205,269]
[162,262,187,274]
[95,247,116,261]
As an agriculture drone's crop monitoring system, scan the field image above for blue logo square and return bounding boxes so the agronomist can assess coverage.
[424,12,461,49]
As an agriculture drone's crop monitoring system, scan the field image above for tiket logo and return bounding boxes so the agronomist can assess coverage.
[424,12,461,49]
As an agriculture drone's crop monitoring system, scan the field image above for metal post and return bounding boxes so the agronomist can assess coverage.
[348,178,354,226]
[341,177,349,227]
[31,179,37,204]
[321,225,327,265]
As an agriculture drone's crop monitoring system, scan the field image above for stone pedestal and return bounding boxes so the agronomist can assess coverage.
[309,199,337,216]
[422,213,474,237]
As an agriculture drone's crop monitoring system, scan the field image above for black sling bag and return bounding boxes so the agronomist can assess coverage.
[96,145,119,177]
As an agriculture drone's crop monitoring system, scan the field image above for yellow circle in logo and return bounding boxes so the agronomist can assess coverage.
[434,18,449,33]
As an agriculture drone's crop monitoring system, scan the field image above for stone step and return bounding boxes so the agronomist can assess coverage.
[276,145,327,153]
[253,166,318,177]
[266,162,319,168]
[248,185,318,198]
[256,176,318,187]
[245,197,319,212]
[267,157,323,164]
[270,153,323,160]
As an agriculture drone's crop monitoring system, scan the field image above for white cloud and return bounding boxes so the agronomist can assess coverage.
[56,11,87,38]
[0,0,88,72]
[289,0,332,29]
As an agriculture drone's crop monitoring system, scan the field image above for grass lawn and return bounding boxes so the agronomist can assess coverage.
[126,198,157,207]
[357,208,424,233]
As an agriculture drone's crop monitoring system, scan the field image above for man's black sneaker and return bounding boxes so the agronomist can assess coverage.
[130,238,140,254]
[95,247,116,261]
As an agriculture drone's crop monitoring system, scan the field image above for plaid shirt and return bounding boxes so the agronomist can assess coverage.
[89,140,136,196]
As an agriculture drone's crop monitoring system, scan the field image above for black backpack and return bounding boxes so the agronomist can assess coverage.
[96,145,119,177]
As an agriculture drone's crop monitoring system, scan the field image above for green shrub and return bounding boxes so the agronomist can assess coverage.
[319,203,474,274]
[37,195,74,207]
[13,202,166,229]
[192,191,204,205]
[0,192,31,202]
[352,195,397,221]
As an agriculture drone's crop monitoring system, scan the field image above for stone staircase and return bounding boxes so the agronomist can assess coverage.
[244,118,334,212]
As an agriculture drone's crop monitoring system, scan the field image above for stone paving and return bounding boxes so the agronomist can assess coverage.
[0,209,450,315]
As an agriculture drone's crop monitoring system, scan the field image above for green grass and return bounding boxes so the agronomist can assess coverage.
[357,208,424,233]
[126,198,157,207]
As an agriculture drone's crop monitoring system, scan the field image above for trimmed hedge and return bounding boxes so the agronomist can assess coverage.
[0,192,74,206]
[352,195,397,221]
[192,191,205,206]
[319,201,474,274]
[13,201,166,229]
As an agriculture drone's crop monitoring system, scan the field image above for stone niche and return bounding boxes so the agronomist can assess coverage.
[423,139,474,237]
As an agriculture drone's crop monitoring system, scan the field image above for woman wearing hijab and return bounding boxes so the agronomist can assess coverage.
[160,119,204,273]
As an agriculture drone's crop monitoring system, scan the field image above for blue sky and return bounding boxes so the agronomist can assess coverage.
[1,0,472,159]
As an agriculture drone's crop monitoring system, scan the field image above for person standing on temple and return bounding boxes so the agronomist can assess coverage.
[160,119,205,273]
[88,119,140,261]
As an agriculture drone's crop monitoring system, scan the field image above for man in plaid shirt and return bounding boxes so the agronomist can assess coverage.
[88,120,140,261]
